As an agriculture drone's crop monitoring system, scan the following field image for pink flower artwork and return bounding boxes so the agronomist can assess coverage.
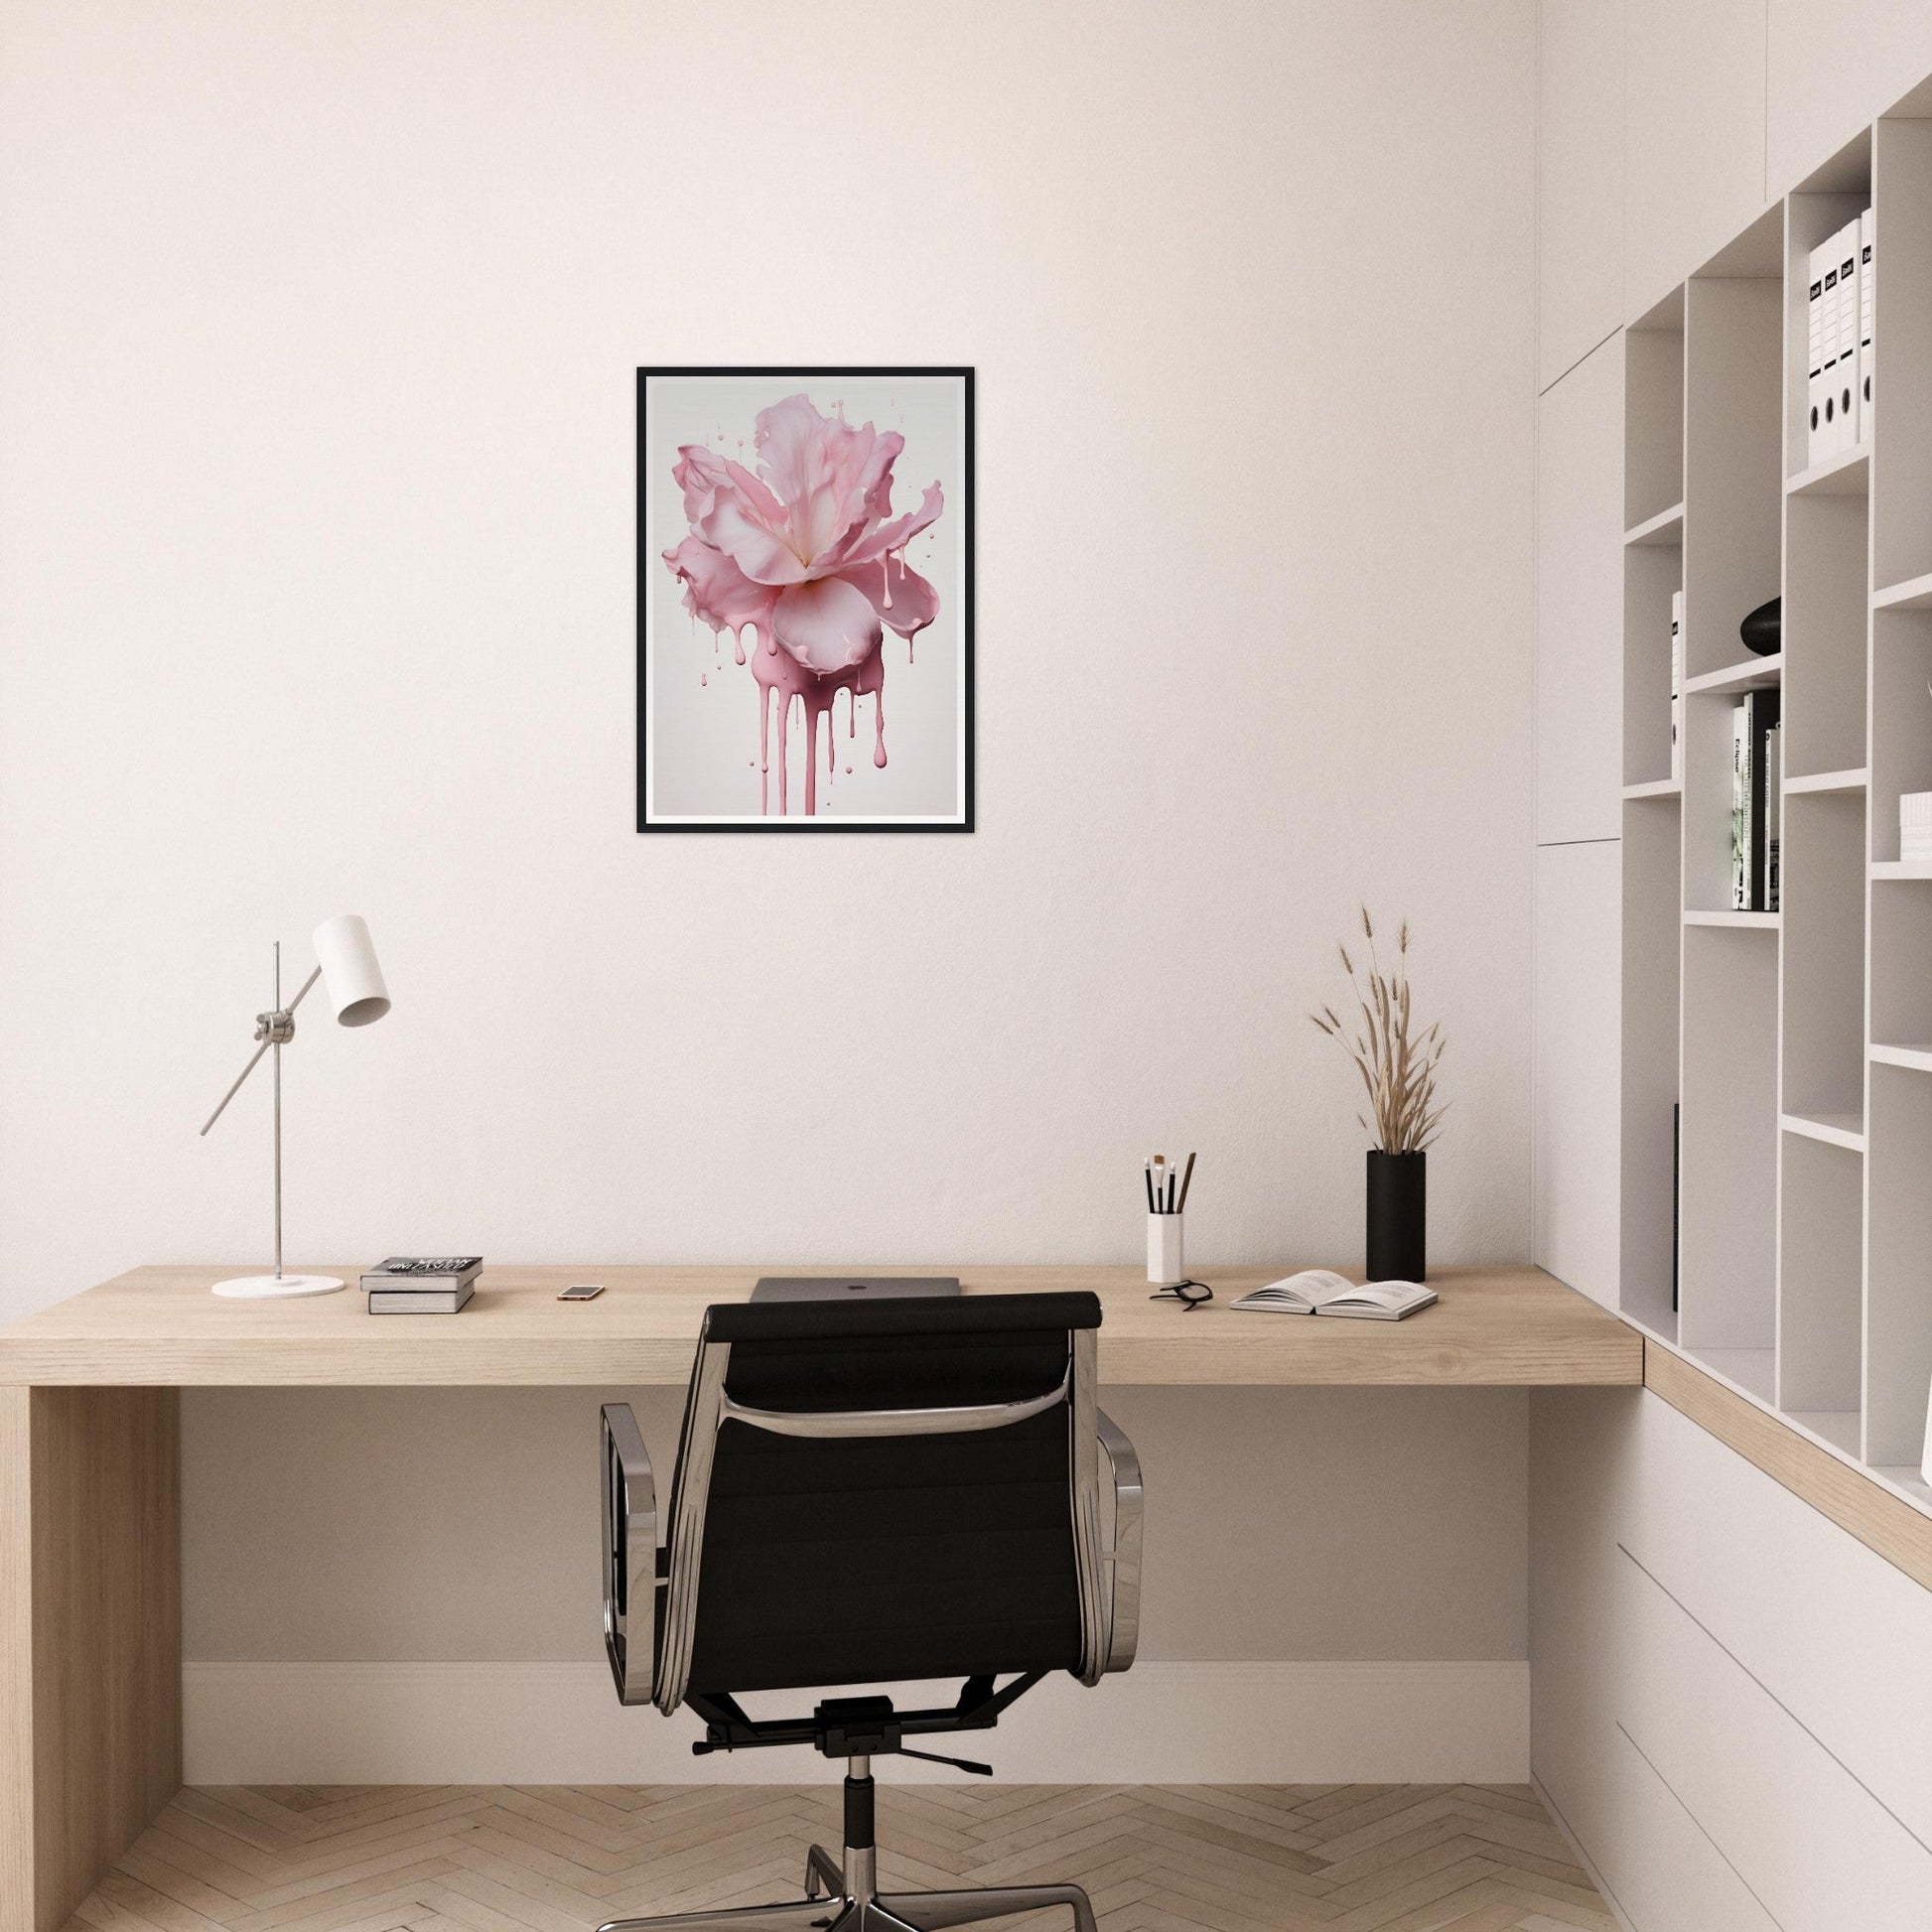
[661,392,944,819]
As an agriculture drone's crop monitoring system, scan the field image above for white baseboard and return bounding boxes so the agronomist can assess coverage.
[183,1659,1528,1785]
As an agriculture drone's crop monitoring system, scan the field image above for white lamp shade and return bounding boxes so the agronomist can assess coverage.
[312,914,390,1027]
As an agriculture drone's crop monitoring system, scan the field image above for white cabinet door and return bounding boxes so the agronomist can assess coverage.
[1533,841,1622,1306]
[1538,0,1624,389]
[1768,0,1932,196]
[1625,0,1768,317]
[1536,337,1624,844]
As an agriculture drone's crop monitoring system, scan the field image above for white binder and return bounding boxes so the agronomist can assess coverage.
[1834,219,1860,455]
[1806,239,1830,467]
[1859,207,1874,445]
[1820,230,1846,457]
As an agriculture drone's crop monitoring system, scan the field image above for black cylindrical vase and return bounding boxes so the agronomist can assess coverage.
[1366,1150,1426,1282]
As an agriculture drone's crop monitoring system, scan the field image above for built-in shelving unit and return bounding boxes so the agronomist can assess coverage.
[1619,112,1932,1520]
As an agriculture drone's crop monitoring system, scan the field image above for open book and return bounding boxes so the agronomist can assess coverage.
[1230,1270,1438,1320]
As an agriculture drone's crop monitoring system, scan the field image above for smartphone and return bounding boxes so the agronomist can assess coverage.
[558,1283,605,1302]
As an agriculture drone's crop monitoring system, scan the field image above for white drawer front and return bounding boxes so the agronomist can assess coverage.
[1615,1549,1932,1929]
[1621,1388,1932,1850]
[1601,1724,1779,1932]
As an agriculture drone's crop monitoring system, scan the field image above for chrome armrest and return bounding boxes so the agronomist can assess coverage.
[601,1403,658,1707]
[1095,1408,1143,1673]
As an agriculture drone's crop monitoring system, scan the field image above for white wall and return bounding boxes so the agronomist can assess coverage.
[0,0,1537,1309]
[0,0,1539,1764]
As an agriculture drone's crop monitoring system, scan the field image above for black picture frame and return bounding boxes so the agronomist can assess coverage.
[636,365,975,833]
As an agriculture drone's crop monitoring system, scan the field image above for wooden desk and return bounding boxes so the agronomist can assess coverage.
[0,1262,1634,1932]
[0,1262,1637,1388]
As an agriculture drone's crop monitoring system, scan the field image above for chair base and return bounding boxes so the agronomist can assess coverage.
[596,1844,1097,1932]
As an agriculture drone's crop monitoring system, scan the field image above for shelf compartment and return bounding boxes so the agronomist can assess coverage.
[1777,1134,1863,1422]
[1873,115,1932,592]
[1781,790,1866,1122]
[1684,654,1782,696]
[1678,924,1779,1360]
[1781,1109,1866,1152]
[1870,866,1932,1046]
[1625,291,1685,531]
[1786,766,1866,794]
[1621,791,1683,1342]
[1684,272,1781,682]
[1624,501,1685,547]
[1623,540,1683,787]
[1785,447,1869,496]
[1682,668,1780,919]
[1866,1062,1932,1468]
[1783,492,1869,777]
[1869,608,1932,861]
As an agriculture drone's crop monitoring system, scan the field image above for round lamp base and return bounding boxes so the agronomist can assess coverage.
[210,1273,345,1300]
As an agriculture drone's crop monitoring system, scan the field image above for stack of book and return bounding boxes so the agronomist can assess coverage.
[361,1256,483,1313]
[1729,691,1781,911]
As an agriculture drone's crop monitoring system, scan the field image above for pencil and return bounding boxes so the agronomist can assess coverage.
[1177,1150,1196,1212]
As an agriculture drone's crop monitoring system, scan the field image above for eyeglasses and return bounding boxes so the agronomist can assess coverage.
[1149,1279,1214,1311]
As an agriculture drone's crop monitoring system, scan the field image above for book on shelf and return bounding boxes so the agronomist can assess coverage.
[1230,1270,1437,1320]
[360,1256,483,1292]
[368,1281,475,1314]
[1730,703,1749,907]
[1670,590,1683,780]
[1729,689,1781,911]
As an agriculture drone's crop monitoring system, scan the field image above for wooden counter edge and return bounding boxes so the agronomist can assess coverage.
[1644,1339,1932,1593]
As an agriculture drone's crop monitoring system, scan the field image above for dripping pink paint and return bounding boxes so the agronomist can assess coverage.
[663,393,940,816]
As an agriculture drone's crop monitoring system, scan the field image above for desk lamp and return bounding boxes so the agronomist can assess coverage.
[200,913,391,1299]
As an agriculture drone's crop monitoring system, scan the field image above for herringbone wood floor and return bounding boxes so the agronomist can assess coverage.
[67,1785,1615,1932]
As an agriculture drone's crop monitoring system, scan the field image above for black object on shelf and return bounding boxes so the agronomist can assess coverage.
[1740,595,1781,657]
[1366,1149,1426,1283]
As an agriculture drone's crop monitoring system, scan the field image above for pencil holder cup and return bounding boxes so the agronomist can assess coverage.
[1147,1212,1185,1287]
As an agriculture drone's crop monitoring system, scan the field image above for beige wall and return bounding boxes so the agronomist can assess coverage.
[0,0,1539,1688]
[183,1384,1529,1664]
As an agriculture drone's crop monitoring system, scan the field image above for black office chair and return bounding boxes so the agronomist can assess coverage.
[597,1291,1143,1932]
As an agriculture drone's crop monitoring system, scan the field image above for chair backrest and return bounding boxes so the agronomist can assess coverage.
[652,1292,1106,1713]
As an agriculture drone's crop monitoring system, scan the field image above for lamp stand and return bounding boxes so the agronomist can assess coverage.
[206,941,345,1300]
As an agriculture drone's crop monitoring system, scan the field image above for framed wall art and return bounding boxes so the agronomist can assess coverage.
[637,365,973,831]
